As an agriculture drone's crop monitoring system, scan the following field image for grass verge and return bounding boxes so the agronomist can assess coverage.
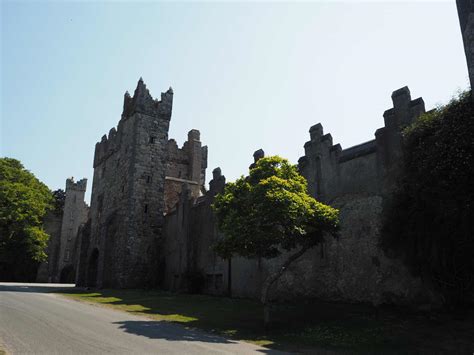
[58,289,473,354]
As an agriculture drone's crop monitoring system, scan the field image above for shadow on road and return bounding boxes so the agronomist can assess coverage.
[114,320,235,344]
[0,282,77,293]
[113,321,284,354]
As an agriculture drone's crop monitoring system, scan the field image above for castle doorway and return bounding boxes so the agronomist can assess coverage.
[87,248,99,287]
[59,264,75,283]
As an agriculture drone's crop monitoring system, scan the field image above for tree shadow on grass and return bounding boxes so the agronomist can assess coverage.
[60,289,396,353]
[59,289,474,354]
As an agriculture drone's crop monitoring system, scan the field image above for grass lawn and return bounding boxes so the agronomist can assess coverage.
[58,289,474,354]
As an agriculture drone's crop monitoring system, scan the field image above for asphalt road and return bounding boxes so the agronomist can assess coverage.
[0,283,285,355]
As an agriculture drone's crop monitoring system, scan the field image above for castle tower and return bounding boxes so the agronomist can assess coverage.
[87,78,173,288]
[164,129,208,213]
[457,0,474,88]
[55,177,88,282]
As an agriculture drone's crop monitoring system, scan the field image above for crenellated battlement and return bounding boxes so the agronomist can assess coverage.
[93,78,174,168]
[299,86,426,202]
[93,130,120,168]
[166,130,208,173]
[383,86,425,129]
[301,86,425,166]
[122,78,173,120]
[164,129,208,213]
[66,177,87,192]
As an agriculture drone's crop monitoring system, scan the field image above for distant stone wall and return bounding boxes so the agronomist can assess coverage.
[75,219,91,286]
[36,210,63,282]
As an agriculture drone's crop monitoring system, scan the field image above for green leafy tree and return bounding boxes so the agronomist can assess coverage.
[382,91,474,305]
[0,158,53,281]
[52,189,65,215]
[212,156,339,325]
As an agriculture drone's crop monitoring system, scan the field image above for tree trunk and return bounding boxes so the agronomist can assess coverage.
[227,258,232,297]
[260,246,309,328]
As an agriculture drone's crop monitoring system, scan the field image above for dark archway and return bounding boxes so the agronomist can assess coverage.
[87,249,99,287]
[59,264,75,283]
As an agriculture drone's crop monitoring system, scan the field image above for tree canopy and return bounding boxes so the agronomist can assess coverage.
[212,156,339,325]
[0,158,53,281]
[213,156,339,260]
[52,189,66,215]
[382,91,474,305]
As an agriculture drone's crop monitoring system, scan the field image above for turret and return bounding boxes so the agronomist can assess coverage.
[65,177,87,192]
[121,78,173,120]
[94,78,174,168]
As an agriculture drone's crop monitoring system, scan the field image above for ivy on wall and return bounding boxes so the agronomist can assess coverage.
[382,91,474,305]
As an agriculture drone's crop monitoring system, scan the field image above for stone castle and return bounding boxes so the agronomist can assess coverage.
[39,1,473,305]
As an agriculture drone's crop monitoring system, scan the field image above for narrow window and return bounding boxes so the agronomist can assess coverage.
[121,185,125,193]
[149,136,155,144]
[146,176,151,183]
[144,204,148,214]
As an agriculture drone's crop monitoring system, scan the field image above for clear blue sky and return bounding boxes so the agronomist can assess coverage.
[1,1,468,203]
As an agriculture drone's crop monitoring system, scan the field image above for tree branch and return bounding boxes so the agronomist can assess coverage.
[261,245,310,305]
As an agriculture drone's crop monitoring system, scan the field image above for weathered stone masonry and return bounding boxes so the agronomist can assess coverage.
[295,87,430,304]
[165,129,208,214]
[55,178,88,282]
[161,87,439,305]
[38,177,88,283]
[72,78,208,289]
[162,167,226,294]
[81,79,173,288]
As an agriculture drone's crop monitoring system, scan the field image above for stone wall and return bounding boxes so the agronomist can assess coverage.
[161,86,440,306]
[36,210,63,282]
[162,168,227,294]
